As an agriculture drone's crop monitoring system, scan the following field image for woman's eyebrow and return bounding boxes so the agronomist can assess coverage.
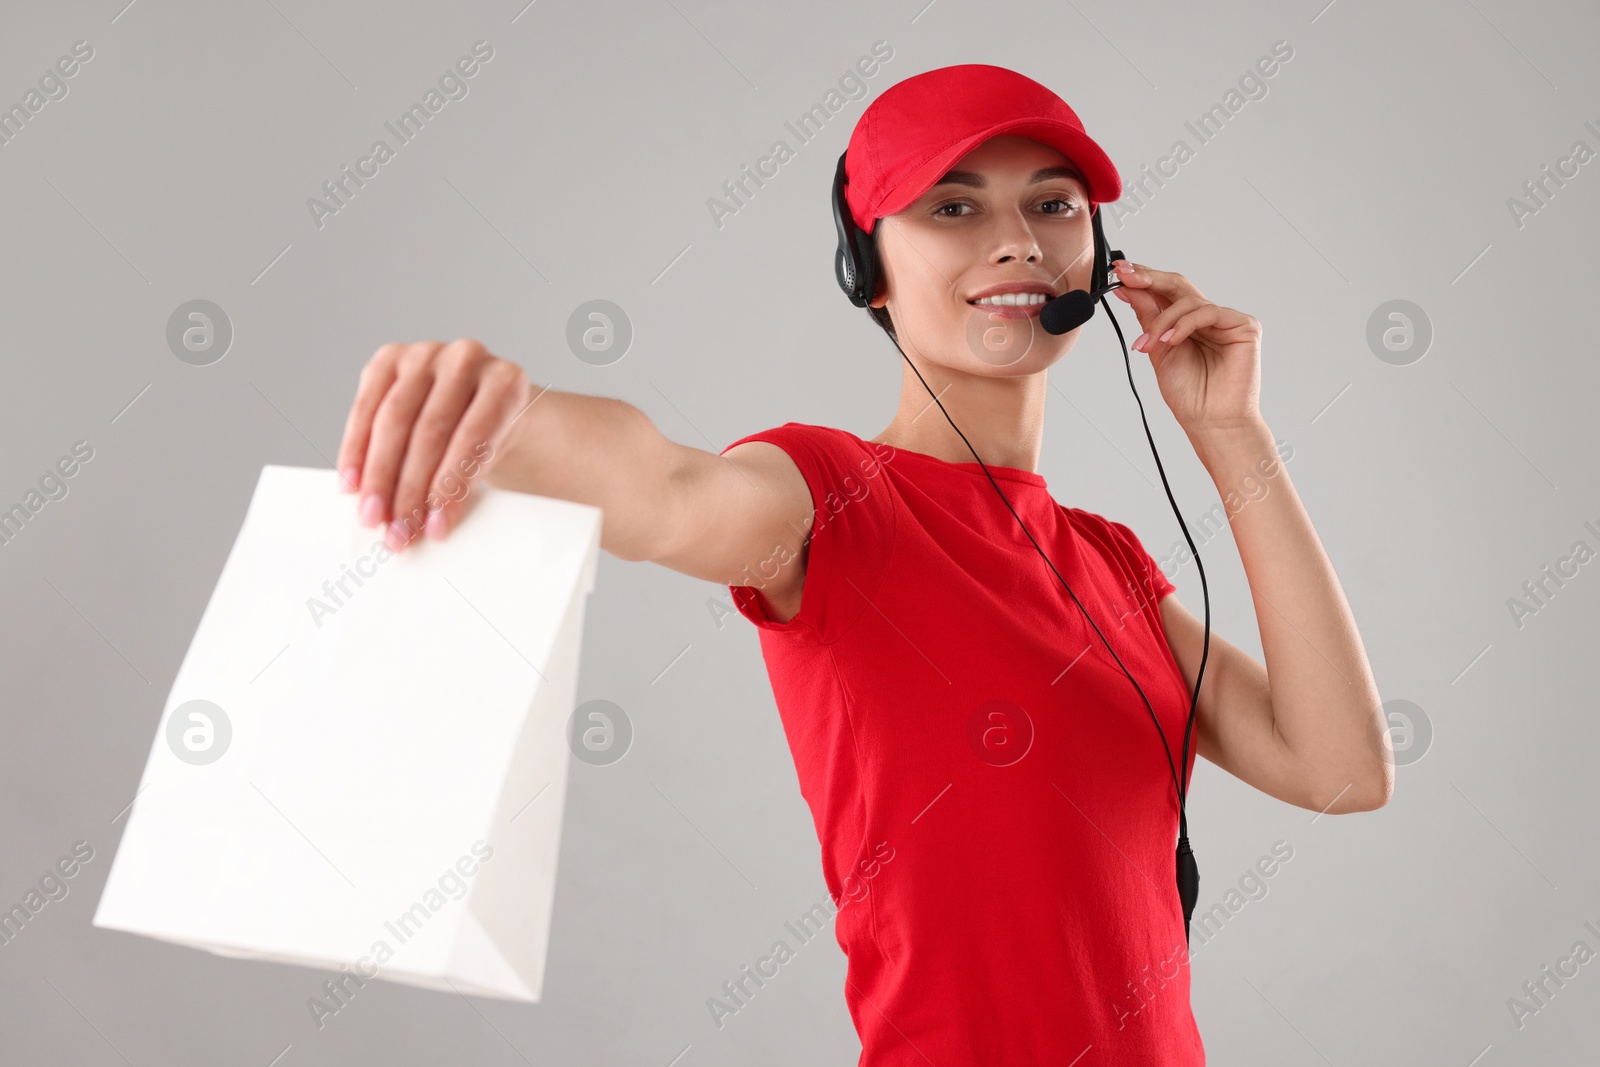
[932,165,1084,188]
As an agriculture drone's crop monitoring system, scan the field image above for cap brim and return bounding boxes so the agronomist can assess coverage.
[868,118,1121,233]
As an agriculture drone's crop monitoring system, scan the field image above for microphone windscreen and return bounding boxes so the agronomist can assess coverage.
[1040,290,1094,335]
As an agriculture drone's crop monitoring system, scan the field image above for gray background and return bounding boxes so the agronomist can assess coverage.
[2,0,1596,1063]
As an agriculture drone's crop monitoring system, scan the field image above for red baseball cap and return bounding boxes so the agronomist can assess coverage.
[843,64,1121,235]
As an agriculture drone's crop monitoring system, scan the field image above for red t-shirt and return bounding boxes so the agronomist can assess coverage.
[719,422,1203,1066]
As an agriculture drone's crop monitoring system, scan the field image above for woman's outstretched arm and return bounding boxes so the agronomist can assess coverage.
[335,338,814,605]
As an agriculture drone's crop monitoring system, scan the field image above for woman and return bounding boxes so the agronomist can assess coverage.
[336,63,1389,1067]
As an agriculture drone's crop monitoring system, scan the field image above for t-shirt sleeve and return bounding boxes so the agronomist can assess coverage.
[716,423,897,643]
[1108,518,1177,607]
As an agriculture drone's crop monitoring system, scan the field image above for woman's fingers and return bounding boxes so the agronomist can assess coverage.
[334,337,531,552]
[1109,261,1167,328]
[387,342,486,550]
[1132,295,1211,352]
[356,342,441,530]
[426,364,530,540]
[336,343,403,494]
[1115,260,1207,303]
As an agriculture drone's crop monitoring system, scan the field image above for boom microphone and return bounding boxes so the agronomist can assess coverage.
[1039,272,1125,336]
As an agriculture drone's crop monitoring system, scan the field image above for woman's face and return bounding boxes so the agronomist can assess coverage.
[871,135,1095,375]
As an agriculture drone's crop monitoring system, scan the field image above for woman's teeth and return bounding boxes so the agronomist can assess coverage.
[971,293,1049,306]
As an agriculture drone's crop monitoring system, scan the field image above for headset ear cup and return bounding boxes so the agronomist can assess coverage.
[832,151,871,308]
[838,244,864,303]
[854,227,879,308]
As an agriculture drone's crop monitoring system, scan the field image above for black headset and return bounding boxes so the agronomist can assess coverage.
[831,149,1212,944]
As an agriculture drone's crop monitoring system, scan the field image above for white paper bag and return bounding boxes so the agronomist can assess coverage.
[93,465,601,1002]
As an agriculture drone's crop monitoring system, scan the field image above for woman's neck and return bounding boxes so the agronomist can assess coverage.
[869,362,1047,472]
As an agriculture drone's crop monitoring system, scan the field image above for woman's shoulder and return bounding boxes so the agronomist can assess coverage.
[1059,504,1147,556]
[723,422,885,463]
[1061,505,1175,594]
[1058,502,1113,532]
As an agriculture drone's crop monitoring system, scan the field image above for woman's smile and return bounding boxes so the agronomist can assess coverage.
[967,298,1046,320]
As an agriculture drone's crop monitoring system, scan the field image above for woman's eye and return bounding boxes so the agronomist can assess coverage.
[933,198,1079,218]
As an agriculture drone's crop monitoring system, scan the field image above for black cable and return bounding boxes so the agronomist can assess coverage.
[878,300,1213,939]
[1100,294,1214,824]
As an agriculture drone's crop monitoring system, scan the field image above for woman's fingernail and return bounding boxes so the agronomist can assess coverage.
[360,493,384,527]
[1134,331,1150,351]
[385,521,408,552]
[427,509,448,540]
[1158,328,1176,343]
[339,467,360,493]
